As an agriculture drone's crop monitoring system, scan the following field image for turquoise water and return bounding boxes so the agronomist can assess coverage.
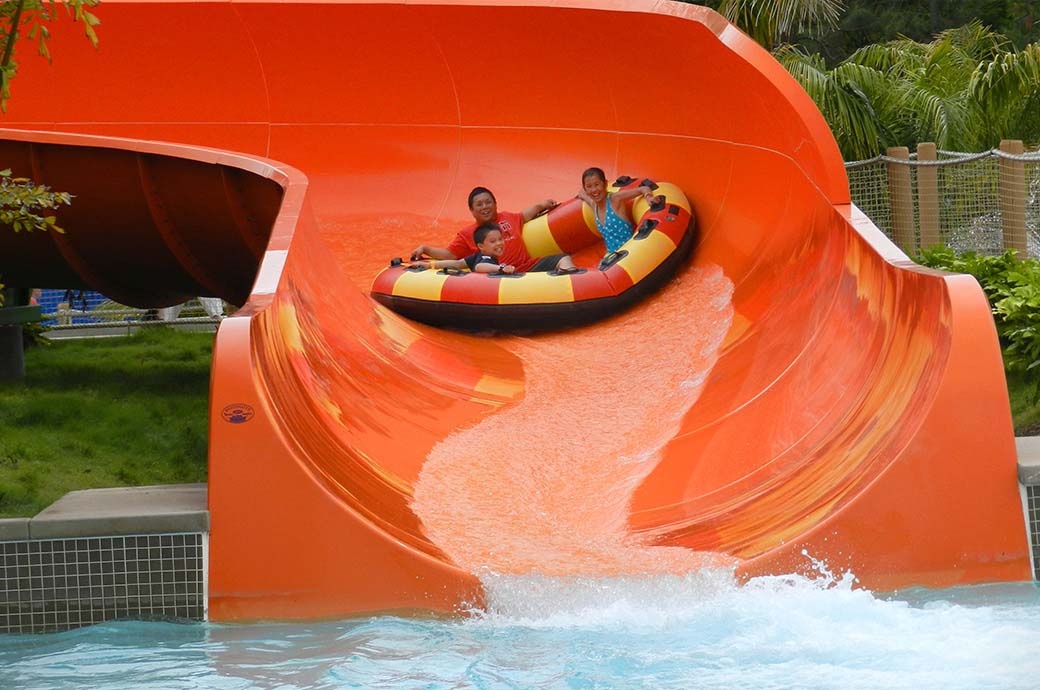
[3,570,1039,690]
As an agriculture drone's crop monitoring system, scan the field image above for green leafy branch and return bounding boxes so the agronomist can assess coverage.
[918,246,1040,400]
[0,0,100,112]
[0,168,72,305]
[0,168,71,233]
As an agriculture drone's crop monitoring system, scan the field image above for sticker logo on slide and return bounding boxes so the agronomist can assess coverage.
[222,403,255,424]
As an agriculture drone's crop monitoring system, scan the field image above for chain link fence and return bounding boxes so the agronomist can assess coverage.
[32,289,226,337]
[846,141,1040,258]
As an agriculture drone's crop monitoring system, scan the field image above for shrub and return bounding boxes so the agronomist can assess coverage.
[917,246,1040,399]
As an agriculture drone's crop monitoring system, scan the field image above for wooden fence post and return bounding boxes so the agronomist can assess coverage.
[886,146,916,253]
[916,143,940,249]
[999,139,1027,254]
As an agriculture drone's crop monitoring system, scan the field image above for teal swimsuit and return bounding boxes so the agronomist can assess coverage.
[596,194,634,253]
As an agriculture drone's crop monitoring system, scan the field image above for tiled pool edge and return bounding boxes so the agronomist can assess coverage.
[0,484,208,634]
[1017,437,1040,582]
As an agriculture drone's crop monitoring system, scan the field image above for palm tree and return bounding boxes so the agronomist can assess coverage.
[778,22,1040,159]
[774,45,885,160]
[971,41,1040,148]
[711,0,844,51]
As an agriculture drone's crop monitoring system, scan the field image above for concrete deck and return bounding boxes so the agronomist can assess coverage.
[1017,437,1040,486]
[18,484,208,540]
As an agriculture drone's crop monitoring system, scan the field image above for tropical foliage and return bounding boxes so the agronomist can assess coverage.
[794,0,1040,63]
[777,22,1040,159]
[688,1,1040,160]
[0,0,99,112]
[918,246,1040,398]
[702,0,844,51]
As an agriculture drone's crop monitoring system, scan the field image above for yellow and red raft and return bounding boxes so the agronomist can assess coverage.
[370,177,696,330]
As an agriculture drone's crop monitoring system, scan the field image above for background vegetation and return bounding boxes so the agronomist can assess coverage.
[689,0,1040,159]
[1,0,99,111]
[918,247,1040,425]
[0,1,98,297]
[0,329,211,518]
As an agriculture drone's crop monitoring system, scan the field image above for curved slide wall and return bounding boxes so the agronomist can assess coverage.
[0,1,1029,620]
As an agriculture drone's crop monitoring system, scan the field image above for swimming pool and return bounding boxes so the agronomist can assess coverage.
[3,569,1038,690]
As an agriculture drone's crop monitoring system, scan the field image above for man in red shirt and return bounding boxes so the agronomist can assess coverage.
[410,187,577,273]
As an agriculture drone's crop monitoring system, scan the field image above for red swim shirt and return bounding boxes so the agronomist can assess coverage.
[446,211,537,272]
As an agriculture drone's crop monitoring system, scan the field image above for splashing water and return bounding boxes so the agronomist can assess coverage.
[412,265,735,577]
[3,573,1038,690]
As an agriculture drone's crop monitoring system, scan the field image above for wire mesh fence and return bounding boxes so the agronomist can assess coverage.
[33,290,226,331]
[846,141,1040,258]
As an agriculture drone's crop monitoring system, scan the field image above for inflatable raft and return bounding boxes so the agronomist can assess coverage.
[370,177,696,331]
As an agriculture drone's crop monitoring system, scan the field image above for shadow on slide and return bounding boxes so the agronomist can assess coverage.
[0,1,1029,620]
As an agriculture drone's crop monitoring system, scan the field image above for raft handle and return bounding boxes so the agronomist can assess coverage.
[640,178,659,191]
[634,219,658,240]
[390,257,403,267]
[649,195,667,212]
[614,175,635,186]
[598,249,629,270]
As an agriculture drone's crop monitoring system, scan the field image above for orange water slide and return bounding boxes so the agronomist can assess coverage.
[0,1,1029,621]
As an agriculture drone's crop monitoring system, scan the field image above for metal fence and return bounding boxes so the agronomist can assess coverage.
[34,290,225,334]
[846,140,1040,258]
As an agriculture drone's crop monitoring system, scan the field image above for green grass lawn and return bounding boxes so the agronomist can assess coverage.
[0,328,211,518]
[1,326,1037,519]
[1007,371,1040,436]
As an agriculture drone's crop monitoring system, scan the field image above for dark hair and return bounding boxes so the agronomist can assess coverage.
[581,167,607,184]
[473,223,501,246]
[468,186,496,209]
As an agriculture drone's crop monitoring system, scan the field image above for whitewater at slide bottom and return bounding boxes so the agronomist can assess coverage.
[0,0,1029,621]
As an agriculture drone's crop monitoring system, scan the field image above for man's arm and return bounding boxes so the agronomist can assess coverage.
[520,198,558,223]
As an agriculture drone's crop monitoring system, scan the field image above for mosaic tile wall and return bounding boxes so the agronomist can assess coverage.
[1029,485,1040,582]
[1,533,206,634]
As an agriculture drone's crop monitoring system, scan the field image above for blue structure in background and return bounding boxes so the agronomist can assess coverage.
[37,289,110,325]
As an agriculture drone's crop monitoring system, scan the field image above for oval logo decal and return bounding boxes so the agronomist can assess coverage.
[222,403,255,424]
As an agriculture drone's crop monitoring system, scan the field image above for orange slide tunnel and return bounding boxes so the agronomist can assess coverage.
[0,0,1029,621]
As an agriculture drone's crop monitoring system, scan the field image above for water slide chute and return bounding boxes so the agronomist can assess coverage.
[0,0,1028,620]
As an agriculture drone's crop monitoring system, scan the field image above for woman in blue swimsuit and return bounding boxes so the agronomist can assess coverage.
[577,167,657,254]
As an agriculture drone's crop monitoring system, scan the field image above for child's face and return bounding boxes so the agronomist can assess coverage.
[476,230,505,258]
[583,175,607,203]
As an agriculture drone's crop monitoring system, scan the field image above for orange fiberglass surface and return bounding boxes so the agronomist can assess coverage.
[0,0,1030,621]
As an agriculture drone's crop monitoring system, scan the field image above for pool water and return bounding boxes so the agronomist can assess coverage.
[3,568,1039,690]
